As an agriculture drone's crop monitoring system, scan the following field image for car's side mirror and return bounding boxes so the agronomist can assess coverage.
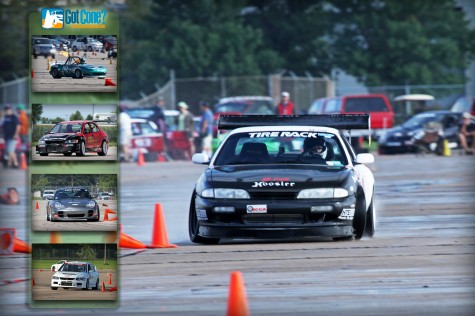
[355,153,374,164]
[192,153,210,165]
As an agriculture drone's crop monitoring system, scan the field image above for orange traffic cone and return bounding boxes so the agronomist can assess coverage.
[101,281,106,292]
[31,70,34,78]
[19,153,27,170]
[50,232,61,244]
[107,273,112,285]
[32,277,35,286]
[35,201,39,210]
[137,150,145,166]
[119,227,147,249]
[104,78,116,86]
[148,203,177,248]
[226,271,249,316]
[103,209,109,221]
[12,237,31,254]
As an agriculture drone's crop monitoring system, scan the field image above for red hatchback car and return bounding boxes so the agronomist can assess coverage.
[36,121,109,156]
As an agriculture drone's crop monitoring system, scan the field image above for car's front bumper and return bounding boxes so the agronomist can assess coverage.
[194,195,356,239]
[36,143,78,154]
[83,69,107,77]
[51,278,86,289]
[50,207,99,221]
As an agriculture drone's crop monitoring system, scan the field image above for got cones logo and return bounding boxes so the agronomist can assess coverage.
[41,8,64,29]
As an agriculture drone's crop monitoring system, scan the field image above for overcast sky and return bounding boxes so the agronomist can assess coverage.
[40,104,117,119]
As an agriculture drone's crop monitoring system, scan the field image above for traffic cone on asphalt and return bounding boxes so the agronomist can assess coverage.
[107,273,112,285]
[103,209,109,221]
[19,153,27,170]
[35,201,39,210]
[31,70,34,78]
[137,150,145,166]
[109,57,113,64]
[226,271,249,316]
[47,57,50,70]
[148,203,177,248]
[12,236,31,254]
[118,225,146,249]
[108,286,118,292]
[104,78,116,86]
[50,232,61,244]
[101,281,106,292]
[32,277,35,286]
[443,139,451,157]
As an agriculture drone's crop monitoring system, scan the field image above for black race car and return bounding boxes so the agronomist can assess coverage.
[189,115,376,244]
[46,187,100,222]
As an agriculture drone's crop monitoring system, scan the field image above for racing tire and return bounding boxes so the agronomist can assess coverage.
[76,141,86,156]
[364,195,376,238]
[82,280,89,291]
[74,69,83,79]
[72,46,77,52]
[88,46,93,52]
[97,141,108,156]
[188,191,220,244]
[63,153,72,156]
[51,68,61,79]
[51,54,55,59]
[47,210,51,222]
[39,153,49,156]
[353,195,367,240]
[51,287,58,290]
[87,210,100,222]
[93,279,99,290]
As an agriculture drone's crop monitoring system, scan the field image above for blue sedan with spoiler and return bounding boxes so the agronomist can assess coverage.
[189,114,376,244]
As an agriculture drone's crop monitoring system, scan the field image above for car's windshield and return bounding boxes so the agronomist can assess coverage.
[50,123,82,134]
[55,189,92,200]
[214,131,347,166]
[402,113,441,128]
[60,264,85,272]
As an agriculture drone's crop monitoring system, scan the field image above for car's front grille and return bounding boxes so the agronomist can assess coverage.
[249,191,296,200]
[60,277,75,281]
[67,213,86,218]
[242,214,304,224]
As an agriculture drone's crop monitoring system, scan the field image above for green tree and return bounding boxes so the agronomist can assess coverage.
[70,111,83,121]
[76,245,95,261]
[327,0,475,86]
[86,114,93,120]
[31,104,43,124]
[51,116,65,123]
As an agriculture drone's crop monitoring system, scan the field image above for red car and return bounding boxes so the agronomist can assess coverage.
[130,118,165,161]
[36,121,109,156]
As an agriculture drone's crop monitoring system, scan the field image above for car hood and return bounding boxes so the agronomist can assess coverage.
[53,271,86,278]
[56,198,95,207]
[80,64,106,69]
[209,165,351,191]
[41,133,77,141]
[386,124,422,135]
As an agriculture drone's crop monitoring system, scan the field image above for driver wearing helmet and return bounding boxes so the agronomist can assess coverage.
[300,136,328,163]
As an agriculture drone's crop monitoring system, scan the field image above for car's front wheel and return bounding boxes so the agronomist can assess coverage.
[93,278,99,290]
[188,191,220,244]
[76,141,86,156]
[46,210,51,222]
[39,153,48,156]
[364,195,376,238]
[51,287,58,290]
[51,68,61,79]
[82,279,89,291]
[353,194,367,240]
[63,152,72,156]
[97,140,108,156]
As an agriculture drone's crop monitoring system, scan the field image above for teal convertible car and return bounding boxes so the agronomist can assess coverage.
[49,55,107,79]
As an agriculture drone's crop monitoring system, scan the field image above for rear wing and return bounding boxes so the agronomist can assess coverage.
[218,114,370,130]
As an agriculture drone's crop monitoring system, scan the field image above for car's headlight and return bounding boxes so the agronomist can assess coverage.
[52,276,59,280]
[297,188,349,199]
[76,277,86,281]
[86,201,96,208]
[38,139,46,145]
[65,139,78,144]
[201,188,250,199]
[54,202,65,209]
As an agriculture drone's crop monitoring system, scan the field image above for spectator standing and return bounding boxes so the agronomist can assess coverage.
[150,97,168,153]
[459,112,475,155]
[177,101,195,156]
[199,101,214,158]
[1,105,20,168]
[277,91,295,115]
[119,105,132,162]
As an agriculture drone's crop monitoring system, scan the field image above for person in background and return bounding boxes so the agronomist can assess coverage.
[459,112,475,155]
[119,105,132,162]
[151,97,168,153]
[177,101,195,157]
[199,101,213,158]
[1,105,20,168]
[277,91,295,115]
[17,104,29,146]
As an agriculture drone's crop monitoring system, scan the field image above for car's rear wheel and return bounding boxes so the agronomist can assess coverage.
[74,69,83,79]
[39,153,48,156]
[51,287,58,290]
[188,191,220,244]
[353,194,367,240]
[76,141,86,156]
[364,195,376,237]
[97,140,108,156]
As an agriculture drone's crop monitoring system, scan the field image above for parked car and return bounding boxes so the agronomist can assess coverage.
[46,187,100,222]
[97,192,111,200]
[70,37,103,52]
[51,261,100,290]
[308,97,330,114]
[42,189,55,200]
[31,37,57,59]
[130,118,165,161]
[95,35,117,51]
[51,260,67,272]
[49,55,107,79]
[36,120,109,157]
[378,110,462,155]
